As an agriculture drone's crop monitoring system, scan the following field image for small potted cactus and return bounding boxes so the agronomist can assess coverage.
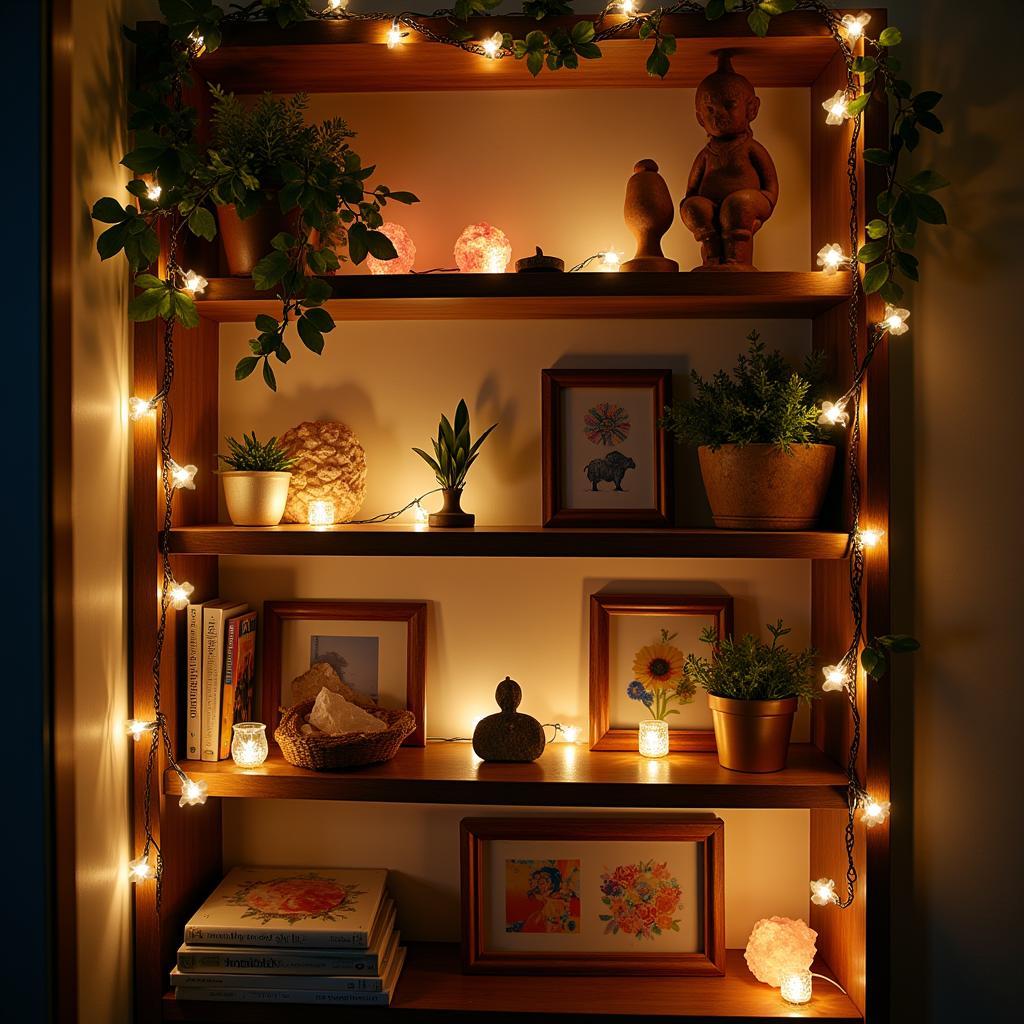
[217,432,296,526]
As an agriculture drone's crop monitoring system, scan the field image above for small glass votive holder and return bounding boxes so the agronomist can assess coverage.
[638,719,669,758]
[231,722,268,769]
[308,500,336,527]
[780,970,813,1005]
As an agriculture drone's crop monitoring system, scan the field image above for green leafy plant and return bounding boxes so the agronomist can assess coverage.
[660,330,833,451]
[216,431,296,472]
[861,633,920,680]
[684,620,818,702]
[412,400,497,491]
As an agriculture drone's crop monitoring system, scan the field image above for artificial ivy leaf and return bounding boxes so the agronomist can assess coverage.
[893,230,916,250]
[878,26,902,47]
[275,340,291,364]
[121,146,167,173]
[863,148,892,166]
[302,307,335,333]
[156,148,184,187]
[876,190,894,215]
[262,359,277,392]
[892,79,912,100]
[271,232,296,252]
[862,262,890,293]
[127,287,168,321]
[251,250,291,291]
[297,315,325,355]
[891,193,912,228]
[659,34,677,56]
[92,197,128,223]
[860,646,884,679]
[857,240,886,263]
[852,56,876,75]
[913,90,942,112]
[96,221,130,260]
[570,20,595,45]
[911,193,947,225]
[846,93,871,117]
[187,205,216,240]
[347,222,369,264]
[646,47,670,79]
[235,356,259,380]
[301,277,332,306]
[254,314,279,333]
[866,219,889,239]
[895,251,919,281]
[899,118,920,150]
[879,279,904,303]
[885,634,921,652]
[387,191,419,205]
[134,273,166,290]
[526,49,544,77]
[916,111,943,134]
[577,42,602,60]
[904,170,950,194]
[705,0,726,18]
[172,290,200,329]
[747,8,771,37]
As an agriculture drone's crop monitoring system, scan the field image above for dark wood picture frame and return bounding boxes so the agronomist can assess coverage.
[461,816,725,976]
[541,368,673,528]
[590,593,734,752]
[261,599,428,747]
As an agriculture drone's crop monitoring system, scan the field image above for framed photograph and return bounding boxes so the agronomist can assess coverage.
[460,817,724,975]
[262,600,427,747]
[541,369,673,528]
[589,594,733,752]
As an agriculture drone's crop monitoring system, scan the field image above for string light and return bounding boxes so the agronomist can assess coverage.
[810,877,839,907]
[146,183,162,201]
[822,90,851,125]
[856,527,885,550]
[561,725,582,744]
[600,250,622,270]
[821,664,849,693]
[881,304,910,335]
[860,796,890,827]
[188,30,205,57]
[166,580,194,610]
[840,12,872,40]
[413,501,429,525]
[128,854,155,884]
[178,777,209,808]
[818,400,849,427]
[167,459,198,490]
[181,269,208,296]
[387,21,403,49]
[128,396,156,421]
[126,718,156,741]
[481,32,503,59]
[619,0,641,15]
[816,242,847,274]
[326,0,348,10]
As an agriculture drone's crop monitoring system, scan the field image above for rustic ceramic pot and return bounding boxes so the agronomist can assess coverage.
[428,487,474,528]
[221,471,291,526]
[697,443,835,529]
[217,200,304,277]
[708,694,797,773]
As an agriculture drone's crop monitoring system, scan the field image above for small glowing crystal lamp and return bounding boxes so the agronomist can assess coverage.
[454,223,513,274]
[638,719,669,758]
[308,500,336,527]
[816,242,846,274]
[822,90,851,125]
[561,724,581,745]
[181,269,208,296]
[810,877,838,907]
[366,223,416,275]
[231,722,269,769]
[178,777,208,808]
[781,970,814,1005]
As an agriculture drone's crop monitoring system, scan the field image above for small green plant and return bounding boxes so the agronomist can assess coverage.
[217,432,296,473]
[861,634,920,680]
[412,400,497,491]
[660,330,834,451]
[684,620,818,702]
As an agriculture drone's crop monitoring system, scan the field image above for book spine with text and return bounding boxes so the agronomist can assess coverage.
[183,925,370,949]
[176,950,383,975]
[200,606,230,761]
[218,615,240,761]
[185,603,205,760]
[172,972,384,993]
[173,986,391,1006]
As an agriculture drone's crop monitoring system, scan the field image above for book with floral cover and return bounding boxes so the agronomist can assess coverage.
[184,867,388,948]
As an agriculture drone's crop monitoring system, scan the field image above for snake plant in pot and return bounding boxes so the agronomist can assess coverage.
[413,400,497,528]
[217,432,297,526]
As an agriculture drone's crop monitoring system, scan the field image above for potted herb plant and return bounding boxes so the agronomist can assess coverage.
[660,330,838,529]
[683,620,817,773]
[412,400,497,528]
[217,432,296,527]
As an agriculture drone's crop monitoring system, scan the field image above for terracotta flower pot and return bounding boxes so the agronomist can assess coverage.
[221,471,291,526]
[216,200,302,277]
[428,488,474,528]
[708,694,798,773]
[697,443,835,530]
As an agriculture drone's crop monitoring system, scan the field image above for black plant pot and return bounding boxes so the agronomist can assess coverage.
[429,488,474,528]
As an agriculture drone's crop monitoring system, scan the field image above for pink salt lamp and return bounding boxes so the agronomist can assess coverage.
[743,916,818,987]
[366,223,416,275]
[454,222,512,273]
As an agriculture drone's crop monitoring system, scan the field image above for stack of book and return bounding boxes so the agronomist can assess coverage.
[186,599,257,762]
[171,866,405,1006]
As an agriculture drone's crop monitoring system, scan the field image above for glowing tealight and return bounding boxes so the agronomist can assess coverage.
[856,527,884,550]
[128,396,156,422]
[128,854,155,883]
[482,32,503,59]
[810,877,838,907]
[638,719,669,758]
[816,242,846,274]
[780,970,813,1005]
[561,724,581,744]
[231,722,269,769]
[822,90,851,125]
[181,269,208,296]
[387,22,403,49]
[860,796,890,827]
[308,500,336,527]
[818,400,849,428]
[882,304,910,335]
[166,580,194,610]
[178,777,208,808]
[840,12,871,40]
[146,183,162,202]
[167,459,198,490]
[126,719,156,742]
[821,664,848,693]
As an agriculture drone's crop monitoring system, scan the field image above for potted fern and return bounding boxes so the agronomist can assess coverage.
[684,620,817,773]
[413,400,497,528]
[217,432,296,527]
[660,330,838,529]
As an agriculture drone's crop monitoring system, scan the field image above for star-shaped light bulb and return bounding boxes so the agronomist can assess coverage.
[128,396,156,422]
[181,270,208,297]
[128,854,155,883]
[840,12,871,40]
[413,501,429,525]
[816,242,847,274]
[821,664,848,692]
[856,527,885,550]
[387,22,403,49]
[179,778,209,808]
[810,877,838,907]
[860,796,890,827]
[882,304,910,336]
[146,183,162,202]
[818,400,849,428]
[126,718,156,742]
[167,460,198,491]
[482,32,503,59]
[822,90,851,125]
[166,580,194,610]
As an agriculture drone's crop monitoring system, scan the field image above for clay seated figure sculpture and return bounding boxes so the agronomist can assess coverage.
[680,51,779,271]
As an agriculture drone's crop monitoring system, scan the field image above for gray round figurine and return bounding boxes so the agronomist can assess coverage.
[472,677,546,763]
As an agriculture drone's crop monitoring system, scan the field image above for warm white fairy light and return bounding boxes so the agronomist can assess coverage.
[126,718,156,741]
[387,21,403,49]
[146,183,162,201]
[619,0,641,15]
[166,580,194,610]
[327,0,348,10]
[816,242,847,274]
[561,725,582,744]
[856,527,885,550]
[818,400,849,428]
[860,796,890,827]
[810,877,839,907]
[413,501,429,525]
[188,30,205,56]
[181,269,208,297]
[822,90,851,125]
[167,459,198,490]
[128,396,156,421]
[600,250,622,270]
[128,854,155,883]
[882,304,910,335]
[840,12,871,40]
[178,777,208,808]
[481,32,503,58]
[821,664,849,693]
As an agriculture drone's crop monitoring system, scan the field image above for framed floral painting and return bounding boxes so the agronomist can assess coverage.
[589,593,733,752]
[541,369,673,527]
[460,817,724,975]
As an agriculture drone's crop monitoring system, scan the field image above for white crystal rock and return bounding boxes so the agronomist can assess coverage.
[290,660,376,709]
[308,687,387,735]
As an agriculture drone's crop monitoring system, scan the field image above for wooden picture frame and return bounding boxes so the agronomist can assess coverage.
[590,593,733,752]
[541,368,673,527]
[262,599,427,747]
[461,816,725,976]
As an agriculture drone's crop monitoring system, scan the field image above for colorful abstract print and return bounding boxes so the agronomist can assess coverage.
[598,860,682,940]
[583,402,631,446]
[505,859,581,934]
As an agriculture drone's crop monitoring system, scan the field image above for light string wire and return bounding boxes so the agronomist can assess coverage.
[134,1,900,910]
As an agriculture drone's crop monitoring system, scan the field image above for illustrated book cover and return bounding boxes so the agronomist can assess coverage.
[218,610,258,760]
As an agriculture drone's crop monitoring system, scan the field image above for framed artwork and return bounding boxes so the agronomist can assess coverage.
[541,369,673,528]
[460,817,724,975]
[589,594,733,752]
[262,600,427,747]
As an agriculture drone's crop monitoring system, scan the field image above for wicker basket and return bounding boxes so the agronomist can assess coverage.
[275,699,416,771]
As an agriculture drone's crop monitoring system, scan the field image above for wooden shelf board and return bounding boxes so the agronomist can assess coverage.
[162,945,861,1021]
[195,13,850,93]
[167,524,849,560]
[165,743,848,809]
[194,272,851,322]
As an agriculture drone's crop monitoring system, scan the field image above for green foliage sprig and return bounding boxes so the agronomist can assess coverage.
[861,633,920,680]
[684,619,818,702]
[217,431,297,472]
[660,329,833,451]
[413,400,497,491]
